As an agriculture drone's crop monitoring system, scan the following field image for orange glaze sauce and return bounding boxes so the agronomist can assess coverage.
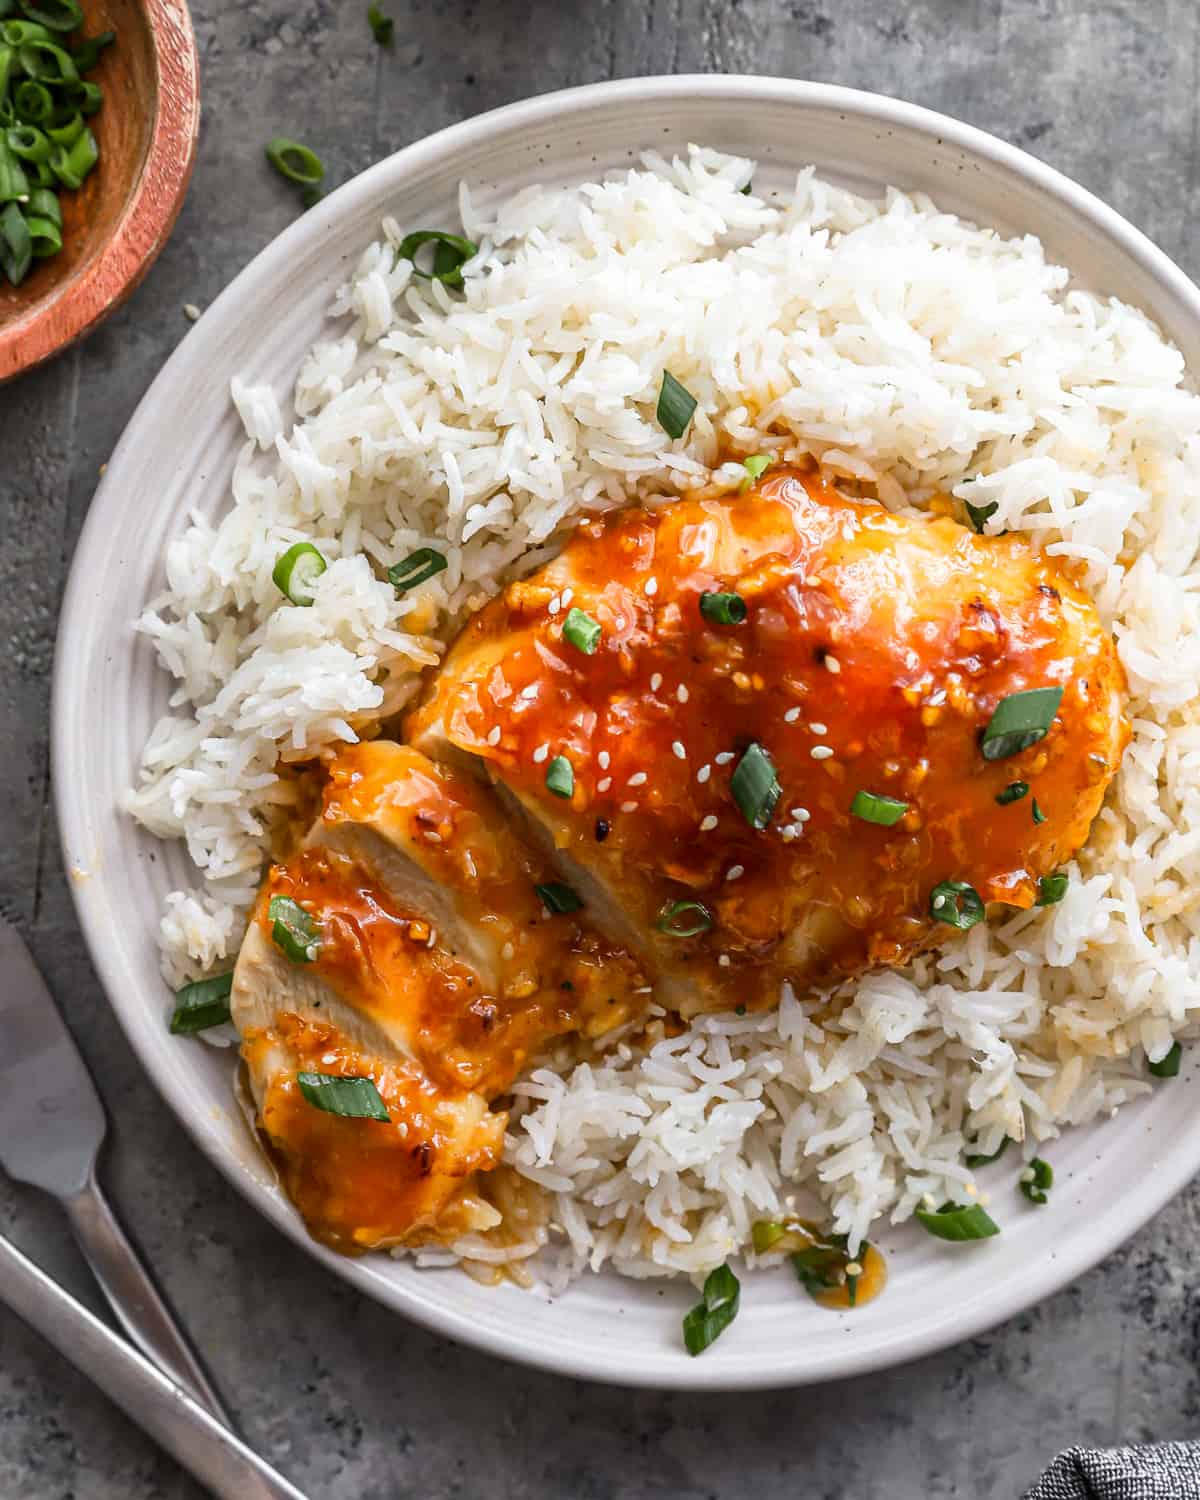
[243,1012,505,1255]
[411,466,1127,1009]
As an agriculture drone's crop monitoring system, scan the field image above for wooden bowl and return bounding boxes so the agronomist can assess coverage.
[0,0,199,382]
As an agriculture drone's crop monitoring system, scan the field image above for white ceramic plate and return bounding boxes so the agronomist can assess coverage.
[54,76,1200,1390]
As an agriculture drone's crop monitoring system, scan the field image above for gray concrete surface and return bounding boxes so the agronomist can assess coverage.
[2,1,1198,1495]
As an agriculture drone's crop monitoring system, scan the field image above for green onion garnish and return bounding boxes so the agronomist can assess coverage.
[682,1262,740,1356]
[929,879,985,930]
[265,136,324,188]
[0,200,30,285]
[169,973,233,1035]
[656,899,712,937]
[562,606,602,654]
[1036,872,1067,906]
[980,686,1064,761]
[849,790,909,827]
[535,882,582,914]
[268,894,320,964]
[367,4,393,43]
[396,229,477,288]
[1032,798,1047,825]
[272,541,327,606]
[656,370,697,441]
[964,498,999,533]
[70,30,115,73]
[388,547,446,592]
[699,591,747,626]
[751,1220,785,1253]
[740,454,772,490]
[545,755,574,799]
[1019,1157,1053,1206]
[48,121,96,189]
[730,741,781,831]
[914,1201,1000,1241]
[964,1135,1010,1169]
[1149,1042,1182,1079]
[790,1235,861,1304]
[297,1072,390,1122]
[18,1,83,32]
[995,781,1028,805]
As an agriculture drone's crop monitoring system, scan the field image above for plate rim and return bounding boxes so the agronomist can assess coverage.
[52,72,1200,1390]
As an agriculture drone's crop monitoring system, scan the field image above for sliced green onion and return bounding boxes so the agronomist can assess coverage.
[0,199,31,284]
[656,370,697,440]
[297,1072,390,1122]
[1,19,52,44]
[656,899,712,938]
[730,741,781,831]
[535,882,582,914]
[850,790,909,827]
[18,39,78,84]
[71,29,115,73]
[545,755,574,799]
[12,77,51,122]
[1149,1042,1182,1079]
[169,973,233,1035]
[1036,872,1067,906]
[699,590,747,626]
[266,136,324,187]
[268,894,320,964]
[387,547,446,592]
[914,1201,1000,1241]
[367,3,393,43]
[44,107,81,144]
[790,1235,858,1302]
[751,1219,786,1253]
[980,686,1064,761]
[964,1135,1010,1169]
[929,879,985,930]
[18,0,83,32]
[1019,1157,1053,1206]
[562,606,601,654]
[27,184,59,224]
[1032,798,1047,826]
[49,122,95,188]
[0,137,27,201]
[6,123,49,161]
[64,78,101,115]
[24,210,58,256]
[272,541,327,606]
[964,498,999,533]
[995,781,1028,806]
[682,1262,739,1356]
[740,454,772,490]
[396,229,477,287]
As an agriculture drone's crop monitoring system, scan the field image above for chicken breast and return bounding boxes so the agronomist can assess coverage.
[236,464,1127,1252]
[410,465,1128,1013]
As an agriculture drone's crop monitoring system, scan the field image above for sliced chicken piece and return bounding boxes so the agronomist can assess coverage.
[233,741,647,1253]
[409,465,1128,1014]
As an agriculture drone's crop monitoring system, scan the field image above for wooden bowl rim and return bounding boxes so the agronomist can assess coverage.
[0,0,200,383]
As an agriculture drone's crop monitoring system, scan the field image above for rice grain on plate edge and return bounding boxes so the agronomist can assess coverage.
[125,146,1200,1286]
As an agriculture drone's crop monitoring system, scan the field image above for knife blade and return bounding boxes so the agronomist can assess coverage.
[0,915,230,1424]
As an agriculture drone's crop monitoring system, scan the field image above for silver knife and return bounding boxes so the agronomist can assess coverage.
[0,914,231,1424]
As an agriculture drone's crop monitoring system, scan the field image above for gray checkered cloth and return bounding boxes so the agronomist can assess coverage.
[1025,1444,1200,1498]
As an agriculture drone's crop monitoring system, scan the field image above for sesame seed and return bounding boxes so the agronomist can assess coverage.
[598,750,610,769]
[677,685,689,704]
[696,764,711,784]
[628,771,647,787]
[718,954,731,968]
[714,751,734,766]
[520,684,538,701]
[726,864,745,882]
[501,942,515,961]
[672,741,686,760]
[548,595,561,615]
[183,303,202,322]
[811,745,834,760]
[796,808,811,821]
[700,814,718,831]
[784,707,801,724]
[844,1261,863,1277]
[561,588,573,606]
[620,800,639,813]
[650,673,663,692]
[597,777,612,792]
[486,726,501,746]
[615,615,627,629]
[825,655,841,674]
[965,1182,978,1198]
[425,831,442,843]
[532,744,549,763]
[810,722,827,735]
[645,577,658,596]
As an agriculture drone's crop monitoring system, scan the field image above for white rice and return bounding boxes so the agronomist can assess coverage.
[127,145,1200,1282]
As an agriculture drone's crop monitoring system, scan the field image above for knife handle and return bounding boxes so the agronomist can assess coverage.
[63,1169,233,1428]
[0,1230,307,1500]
